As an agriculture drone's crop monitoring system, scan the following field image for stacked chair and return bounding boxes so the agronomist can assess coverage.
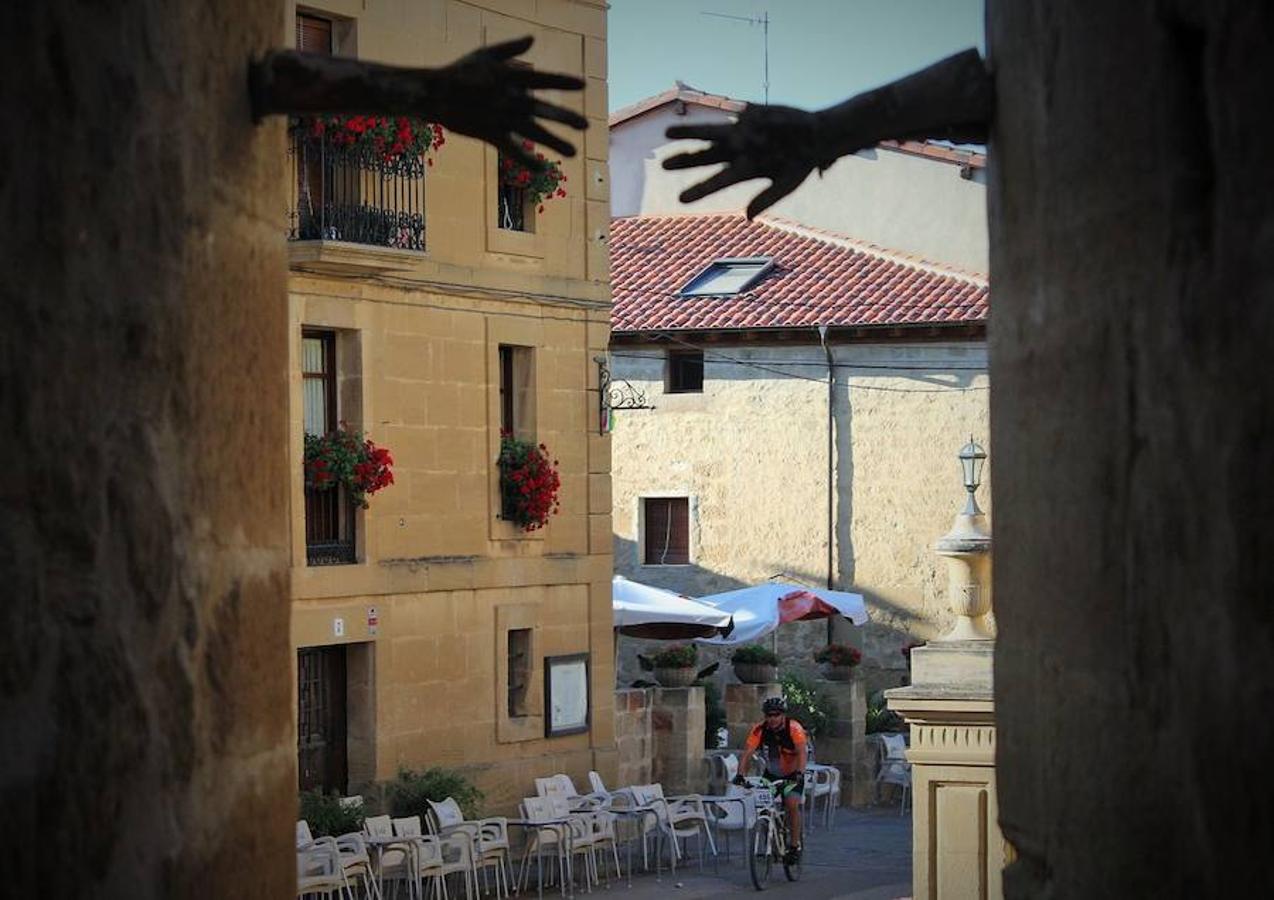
[426,797,513,899]
[392,815,473,900]
[297,817,380,900]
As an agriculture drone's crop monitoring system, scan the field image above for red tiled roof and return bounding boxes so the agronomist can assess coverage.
[610,213,988,333]
[609,81,747,127]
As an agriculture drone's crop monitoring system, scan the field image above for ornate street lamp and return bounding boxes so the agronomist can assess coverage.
[958,436,987,516]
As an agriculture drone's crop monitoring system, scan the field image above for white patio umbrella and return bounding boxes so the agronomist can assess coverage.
[694,582,868,646]
[612,575,734,639]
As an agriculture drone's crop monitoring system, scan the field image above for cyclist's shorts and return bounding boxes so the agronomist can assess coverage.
[767,772,804,798]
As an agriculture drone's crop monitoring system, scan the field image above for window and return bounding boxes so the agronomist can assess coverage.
[507,628,532,718]
[302,328,355,566]
[302,330,336,437]
[296,13,333,55]
[498,344,535,437]
[497,153,532,232]
[644,497,690,565]
[666,349,704,393]
[498,345,536,521]
[678,257,775,297]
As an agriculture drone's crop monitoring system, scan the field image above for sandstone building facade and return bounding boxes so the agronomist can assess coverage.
[284,0,614,811]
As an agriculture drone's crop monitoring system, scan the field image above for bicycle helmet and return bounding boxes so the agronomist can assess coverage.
[762,696,787,715]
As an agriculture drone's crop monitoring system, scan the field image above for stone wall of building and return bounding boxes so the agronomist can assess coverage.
[988,0,1274,893]
[651,686,706,794]
[614,688,654,788]
[610,104,988,272]
[612,341,989,689]
[1,1,294,895]
[286,0,615,818]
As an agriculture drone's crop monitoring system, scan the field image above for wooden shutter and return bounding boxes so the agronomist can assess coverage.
[296,14,333,55]
[644,498,689,565]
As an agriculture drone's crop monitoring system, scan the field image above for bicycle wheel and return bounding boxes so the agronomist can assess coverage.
[748,817,773,890]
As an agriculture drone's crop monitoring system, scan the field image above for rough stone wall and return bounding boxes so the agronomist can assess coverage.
[988,0,1274,894]
[611,341,989,688]
[650,686,707,794]
[614,688,654,788]
[0,1,293,896]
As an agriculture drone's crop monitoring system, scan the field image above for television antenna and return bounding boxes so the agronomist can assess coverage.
[701,9,770,104]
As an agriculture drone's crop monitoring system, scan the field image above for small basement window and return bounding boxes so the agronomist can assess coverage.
[667,349,704,393]
[678,257,774,297]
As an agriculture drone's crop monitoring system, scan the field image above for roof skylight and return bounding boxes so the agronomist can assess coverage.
[677,257,774,297]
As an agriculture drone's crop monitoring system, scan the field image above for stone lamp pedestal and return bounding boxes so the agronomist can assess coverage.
[887,470,1009,899]
[935,509,993,641]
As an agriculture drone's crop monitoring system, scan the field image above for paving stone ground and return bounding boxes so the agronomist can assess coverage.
[554,806,912,900]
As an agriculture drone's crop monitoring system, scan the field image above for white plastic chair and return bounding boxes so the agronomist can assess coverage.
[803,766,833,829]
[392,816,463,900]
[875,733,912,815]
[535,773,608,811]
[426,797,512,898]
[517,795,573,897]
[631,784,717,871]
[297,843,349,899]
[299,819,373,898]
[703,784,756,864]
[363,815,418,900]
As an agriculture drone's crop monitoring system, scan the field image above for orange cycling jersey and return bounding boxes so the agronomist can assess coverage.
[744,717,808,776]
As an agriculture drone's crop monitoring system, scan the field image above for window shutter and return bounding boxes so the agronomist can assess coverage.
[297,14,333,55]
[644,498,689,565]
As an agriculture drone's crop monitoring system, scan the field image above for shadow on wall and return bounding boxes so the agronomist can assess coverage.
[611,536,919,706]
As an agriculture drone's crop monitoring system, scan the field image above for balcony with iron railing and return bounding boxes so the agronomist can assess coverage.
[288,130,426,255]
[305,484,356,566]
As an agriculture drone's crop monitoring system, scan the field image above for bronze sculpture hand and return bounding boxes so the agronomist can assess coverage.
[251,36,587,169]
[663,49,993,218]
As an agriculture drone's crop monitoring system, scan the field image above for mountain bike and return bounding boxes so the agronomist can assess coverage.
[743,776,802,890]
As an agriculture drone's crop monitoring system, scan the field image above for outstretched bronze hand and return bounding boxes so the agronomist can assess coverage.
[251,36,587,169]
[664,105,838,219]
[662,49,992,218]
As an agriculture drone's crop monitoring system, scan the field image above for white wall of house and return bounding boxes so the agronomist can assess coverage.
[610,340,990,690]
[610,104,989,273]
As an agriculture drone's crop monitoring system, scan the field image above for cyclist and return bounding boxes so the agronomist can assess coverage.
[733,696,806,864]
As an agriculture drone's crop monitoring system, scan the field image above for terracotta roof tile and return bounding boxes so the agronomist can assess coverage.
[610,213,988,333]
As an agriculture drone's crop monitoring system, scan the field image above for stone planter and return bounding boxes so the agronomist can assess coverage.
[733,662,778,684]
[822,664,860,682]
[654,667,698,688]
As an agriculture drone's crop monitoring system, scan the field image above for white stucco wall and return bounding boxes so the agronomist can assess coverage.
[610,105,989,273]
[610,340,990,689]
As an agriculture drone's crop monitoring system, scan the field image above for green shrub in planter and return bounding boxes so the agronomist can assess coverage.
[299,789,365,838]
[730,644,781,666]
[649,644,697,669]
[780,673,831,738]
[386,767,484,821]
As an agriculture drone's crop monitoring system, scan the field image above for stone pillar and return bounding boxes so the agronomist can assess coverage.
[888,457,1008,899]
[614,688,654,788]
[816,677,872,806]
[725,682,780,750]
[651,686,706,794]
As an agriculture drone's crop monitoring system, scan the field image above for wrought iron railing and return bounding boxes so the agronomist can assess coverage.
[288,133,426,250]
[305,485,356,566]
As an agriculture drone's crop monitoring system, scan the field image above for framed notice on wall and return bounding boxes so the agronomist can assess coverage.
[544,653,590,737]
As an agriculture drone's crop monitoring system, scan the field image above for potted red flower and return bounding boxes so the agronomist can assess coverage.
[814,643,863,681]
[497,431,562,532]
[293,115,446,167]
[500,141,569,213]
[304,424,394,509]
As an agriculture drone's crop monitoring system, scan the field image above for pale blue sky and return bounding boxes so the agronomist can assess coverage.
[607,0,985,113]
